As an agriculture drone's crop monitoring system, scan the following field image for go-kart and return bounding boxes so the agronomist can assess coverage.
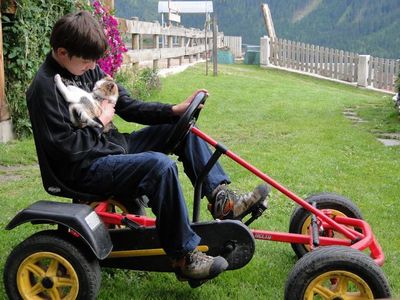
[3,91,392,299]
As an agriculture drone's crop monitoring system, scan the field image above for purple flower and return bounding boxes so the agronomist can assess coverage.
[92,0,127,76]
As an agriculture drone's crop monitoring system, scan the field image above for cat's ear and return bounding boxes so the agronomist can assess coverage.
[106,82,115,92]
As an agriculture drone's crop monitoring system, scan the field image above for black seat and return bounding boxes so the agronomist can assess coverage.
[32,134,148,215]
[30,122,149,216]
[32,133,106,203]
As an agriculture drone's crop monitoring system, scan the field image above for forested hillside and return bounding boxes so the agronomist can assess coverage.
[115,0,400,59]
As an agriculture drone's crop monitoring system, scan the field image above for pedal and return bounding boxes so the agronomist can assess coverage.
[243,201,268,226]
[121,217,144,231]
[235,187,270,224]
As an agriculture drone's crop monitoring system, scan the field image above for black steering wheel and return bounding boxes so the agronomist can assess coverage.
[165,91,208,153]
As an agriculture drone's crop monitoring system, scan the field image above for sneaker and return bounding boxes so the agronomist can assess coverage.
[173,250,228,280]
[208,184,270,220]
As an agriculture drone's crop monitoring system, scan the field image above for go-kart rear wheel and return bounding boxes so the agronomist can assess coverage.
[90,199,131,214]
[90,198,146,229]
[89,196,147,213]
[4,230,101,300]
[284,246,391,300]
[289,193,363,258]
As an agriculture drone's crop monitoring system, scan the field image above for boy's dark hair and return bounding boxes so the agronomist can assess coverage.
[50,11,108,60]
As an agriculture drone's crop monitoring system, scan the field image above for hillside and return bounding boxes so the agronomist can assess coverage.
[115,0,400,59]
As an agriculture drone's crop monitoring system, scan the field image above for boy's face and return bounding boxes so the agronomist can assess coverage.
[65,56,97,76]
[53,48,96,76]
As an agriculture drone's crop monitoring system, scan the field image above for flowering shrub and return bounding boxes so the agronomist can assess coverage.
[93,0,127,76]
[115,67,161,100]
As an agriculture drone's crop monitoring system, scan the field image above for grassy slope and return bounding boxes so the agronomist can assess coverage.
[0,64,399,298]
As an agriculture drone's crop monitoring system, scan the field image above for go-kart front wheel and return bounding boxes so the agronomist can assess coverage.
[4,230,101,300]
[284,246,391,300]
[289,193,363,258]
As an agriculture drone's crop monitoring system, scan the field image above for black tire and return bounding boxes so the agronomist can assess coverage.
[4,230,101,300]
[284,246,392,300]
[289,193,363,258]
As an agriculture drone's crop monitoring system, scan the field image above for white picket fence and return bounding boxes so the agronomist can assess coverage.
[368,56,400,91]
[261,37,399,92]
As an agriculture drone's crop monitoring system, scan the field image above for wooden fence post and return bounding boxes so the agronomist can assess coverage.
[180,36,186,65]
[132,33,140,50]
[0,11,8,121]
[188,38,193,63]
[167,35,173,68]
[153,34,159,70]
[0,9,16,143]
[103,0,114,10]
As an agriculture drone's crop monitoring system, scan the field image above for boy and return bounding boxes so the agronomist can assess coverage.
[27,11,268,282]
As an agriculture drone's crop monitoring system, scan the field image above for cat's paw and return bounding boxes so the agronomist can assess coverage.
[54,74,61,83]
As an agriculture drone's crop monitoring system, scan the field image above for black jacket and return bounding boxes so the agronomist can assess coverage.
[26,53,177,185]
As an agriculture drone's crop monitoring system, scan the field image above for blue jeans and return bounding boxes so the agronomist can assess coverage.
[79,124,229,258]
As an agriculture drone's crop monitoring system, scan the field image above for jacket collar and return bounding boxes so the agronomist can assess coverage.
[45,52,76,79]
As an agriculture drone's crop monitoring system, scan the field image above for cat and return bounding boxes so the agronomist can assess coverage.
[54,74,118,132]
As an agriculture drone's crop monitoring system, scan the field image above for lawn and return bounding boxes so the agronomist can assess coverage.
[1,63,399,299]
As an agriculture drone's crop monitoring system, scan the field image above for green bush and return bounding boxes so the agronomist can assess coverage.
[396,71,400,93]
[1,0,79,137]
[115,67,161,100]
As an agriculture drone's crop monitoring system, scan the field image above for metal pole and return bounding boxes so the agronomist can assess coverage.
[168,0,171,27]
[212,14,218,76]
[204,14,208,76]
[161,13,165,48]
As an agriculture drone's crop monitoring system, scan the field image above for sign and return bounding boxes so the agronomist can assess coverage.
[168,12,181,23]
[158,1,213,14]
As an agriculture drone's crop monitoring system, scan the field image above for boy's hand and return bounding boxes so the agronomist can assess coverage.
[172,89,208,116]
[98,100,115,126]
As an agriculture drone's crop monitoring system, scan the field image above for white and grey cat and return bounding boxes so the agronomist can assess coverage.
[54,74,118,132]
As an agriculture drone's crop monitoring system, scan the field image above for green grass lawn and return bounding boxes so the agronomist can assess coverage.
[1,63,399,299]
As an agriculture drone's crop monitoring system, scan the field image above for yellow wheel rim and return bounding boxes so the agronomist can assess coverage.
[17,252,79,300]
[301,209,351,251]
[304,270,374,300]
